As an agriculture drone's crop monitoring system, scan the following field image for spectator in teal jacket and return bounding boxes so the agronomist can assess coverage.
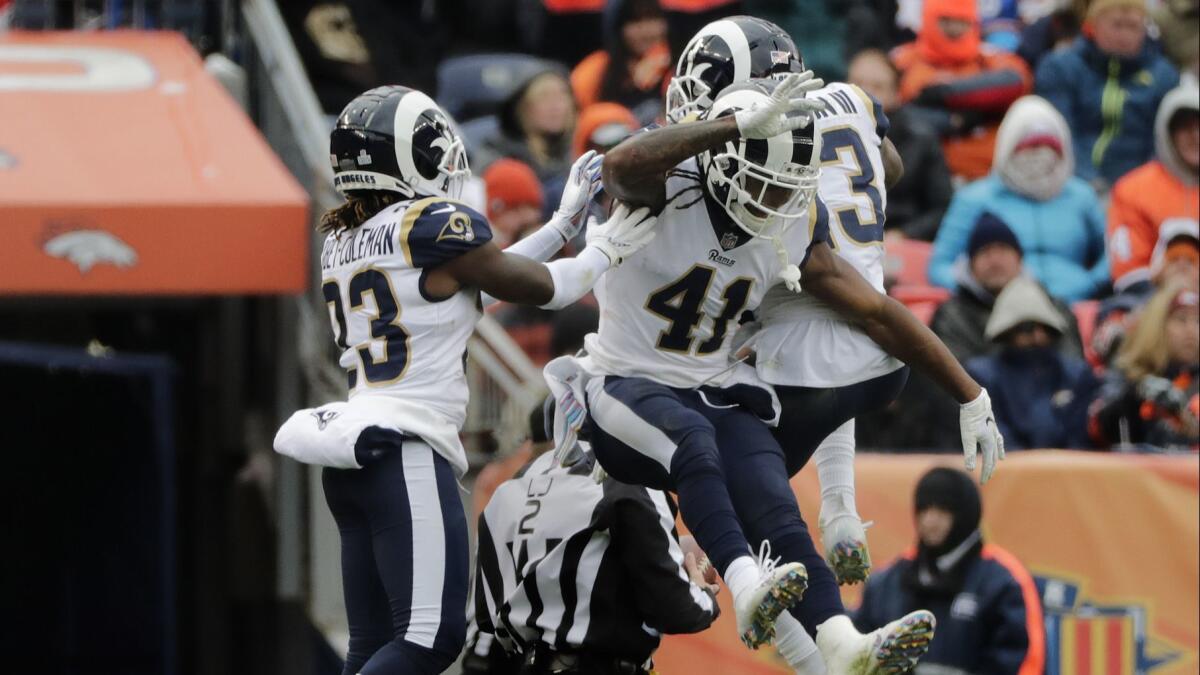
[1034,0,1179,189]
[930,96,1109,302]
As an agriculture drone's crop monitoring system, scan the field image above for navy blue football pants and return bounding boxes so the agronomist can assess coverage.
[773,366,910,476]
[585,376,845,633]
[322,430,469,675]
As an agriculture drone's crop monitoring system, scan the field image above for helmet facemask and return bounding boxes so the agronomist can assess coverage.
[707,146,818,237]
[666,74,714,124]
[435,134,470,200]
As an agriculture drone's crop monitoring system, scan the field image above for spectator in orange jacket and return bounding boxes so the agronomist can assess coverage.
[891,0,1032,181]
[571,0,672,124]
[1107,79,1200,293]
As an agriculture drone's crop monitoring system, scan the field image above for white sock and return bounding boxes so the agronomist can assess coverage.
[723,555,759,601]
[776,612,826,674]
[816,614,860,648]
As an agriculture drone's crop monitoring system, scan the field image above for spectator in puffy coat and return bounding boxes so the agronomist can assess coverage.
[571,0,672,124]
[932,212,1083,363]
[849,49,954,241]
[1090,282,1200,451]
[855,467,1045,674]
[891,0,1033,180]
[965,277,1100,449]
[1107,79,1200,293]
[930,95,1109,302]
[1035,0,1180,189]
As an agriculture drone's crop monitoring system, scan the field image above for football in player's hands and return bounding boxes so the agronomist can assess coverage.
[679,535,718,587]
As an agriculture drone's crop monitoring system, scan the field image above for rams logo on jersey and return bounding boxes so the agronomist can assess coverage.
[436,211,476,244]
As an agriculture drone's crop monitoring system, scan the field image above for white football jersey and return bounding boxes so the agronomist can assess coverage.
[584,157,827,388]
[754,82,903,387]
[319,196,492,428]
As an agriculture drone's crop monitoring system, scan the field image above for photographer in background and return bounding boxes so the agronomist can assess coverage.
[1090,282,1200,451]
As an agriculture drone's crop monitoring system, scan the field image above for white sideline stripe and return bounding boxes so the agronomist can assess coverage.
[402,441,445,649]
[587,377,678,473]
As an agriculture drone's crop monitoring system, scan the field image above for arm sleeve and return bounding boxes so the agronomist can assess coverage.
[916,68,1030,113]
[928,193,981,289]
[1106,180,1157,292]
[481,219,572,307]
[539,246,611,310]
[607,485,719,635]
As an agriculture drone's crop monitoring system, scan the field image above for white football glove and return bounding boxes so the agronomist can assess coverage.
[960,388,1006,484]
[548,150,604,241]
[733,71,828,139]
[585,202,657,266]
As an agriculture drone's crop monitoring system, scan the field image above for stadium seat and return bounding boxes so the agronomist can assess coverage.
[460,116,500,162]
[437,54,565,122]
[1072,300,1101,366]
[884,238,935,287]
[890,284,951,306]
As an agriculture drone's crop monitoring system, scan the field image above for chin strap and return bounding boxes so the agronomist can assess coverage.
[773,234,802,293]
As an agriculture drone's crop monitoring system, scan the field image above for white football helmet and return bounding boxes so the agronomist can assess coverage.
[699,80,822,238]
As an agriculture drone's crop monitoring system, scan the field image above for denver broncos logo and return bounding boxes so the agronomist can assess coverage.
[436,211,475,243]
[43,229,138,273]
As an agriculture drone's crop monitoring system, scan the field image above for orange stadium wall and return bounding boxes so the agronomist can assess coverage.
[656,451,1199,675]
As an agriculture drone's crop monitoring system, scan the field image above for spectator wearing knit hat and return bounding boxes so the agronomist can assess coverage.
[1035,0,1180,189]
[932,212,1083,364]
[964,277,1100,449]
[930,96,1109,302]
[891,0,1033,181]
[482,159,546,248]
[573,102,639,159]
[856,467,1045,673]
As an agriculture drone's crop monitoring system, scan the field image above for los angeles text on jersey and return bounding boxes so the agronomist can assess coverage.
[320,222,397,271]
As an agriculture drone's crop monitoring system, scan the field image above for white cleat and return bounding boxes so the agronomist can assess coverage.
[817,611,936,674]
[734,542,809,649]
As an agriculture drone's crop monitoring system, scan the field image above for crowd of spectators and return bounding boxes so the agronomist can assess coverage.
[287,0,1199,453]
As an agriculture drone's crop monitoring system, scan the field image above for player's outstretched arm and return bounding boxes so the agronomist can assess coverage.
[428,203,657,309]
[801,242,1005,483]
[604,71,826,211]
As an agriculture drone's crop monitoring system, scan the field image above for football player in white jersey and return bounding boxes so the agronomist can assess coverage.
[595,64,1003,672]
[273,85,657,675]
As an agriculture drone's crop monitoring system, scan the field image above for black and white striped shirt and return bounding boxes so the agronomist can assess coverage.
[473,452,718,663]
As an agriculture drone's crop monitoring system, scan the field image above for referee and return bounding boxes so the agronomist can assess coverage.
[471,430,720,674]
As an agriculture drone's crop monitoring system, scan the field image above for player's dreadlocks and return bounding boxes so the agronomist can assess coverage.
[319,192,403,235]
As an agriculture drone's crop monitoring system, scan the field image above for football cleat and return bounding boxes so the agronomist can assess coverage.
[817,611,936,674]
[734,541,809,649]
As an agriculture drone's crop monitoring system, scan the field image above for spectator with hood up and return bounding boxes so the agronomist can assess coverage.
[475,66,578,184]
[1090,281,1200,451]
[891,0,1033,181]
[571,0,672,123]
[966,277,1100,449]
[1107,79,1200,294]
[856,467,1045,674]
[930,95,1108,302]
[1035,0,1180,189]
[932,212,1083,363]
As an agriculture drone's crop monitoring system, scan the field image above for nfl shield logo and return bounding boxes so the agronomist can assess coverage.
[720,232,739,250]
[771,50,790,65]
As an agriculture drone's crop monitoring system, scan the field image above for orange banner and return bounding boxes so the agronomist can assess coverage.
[656,452,1200,674]
[0,31,309,295]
